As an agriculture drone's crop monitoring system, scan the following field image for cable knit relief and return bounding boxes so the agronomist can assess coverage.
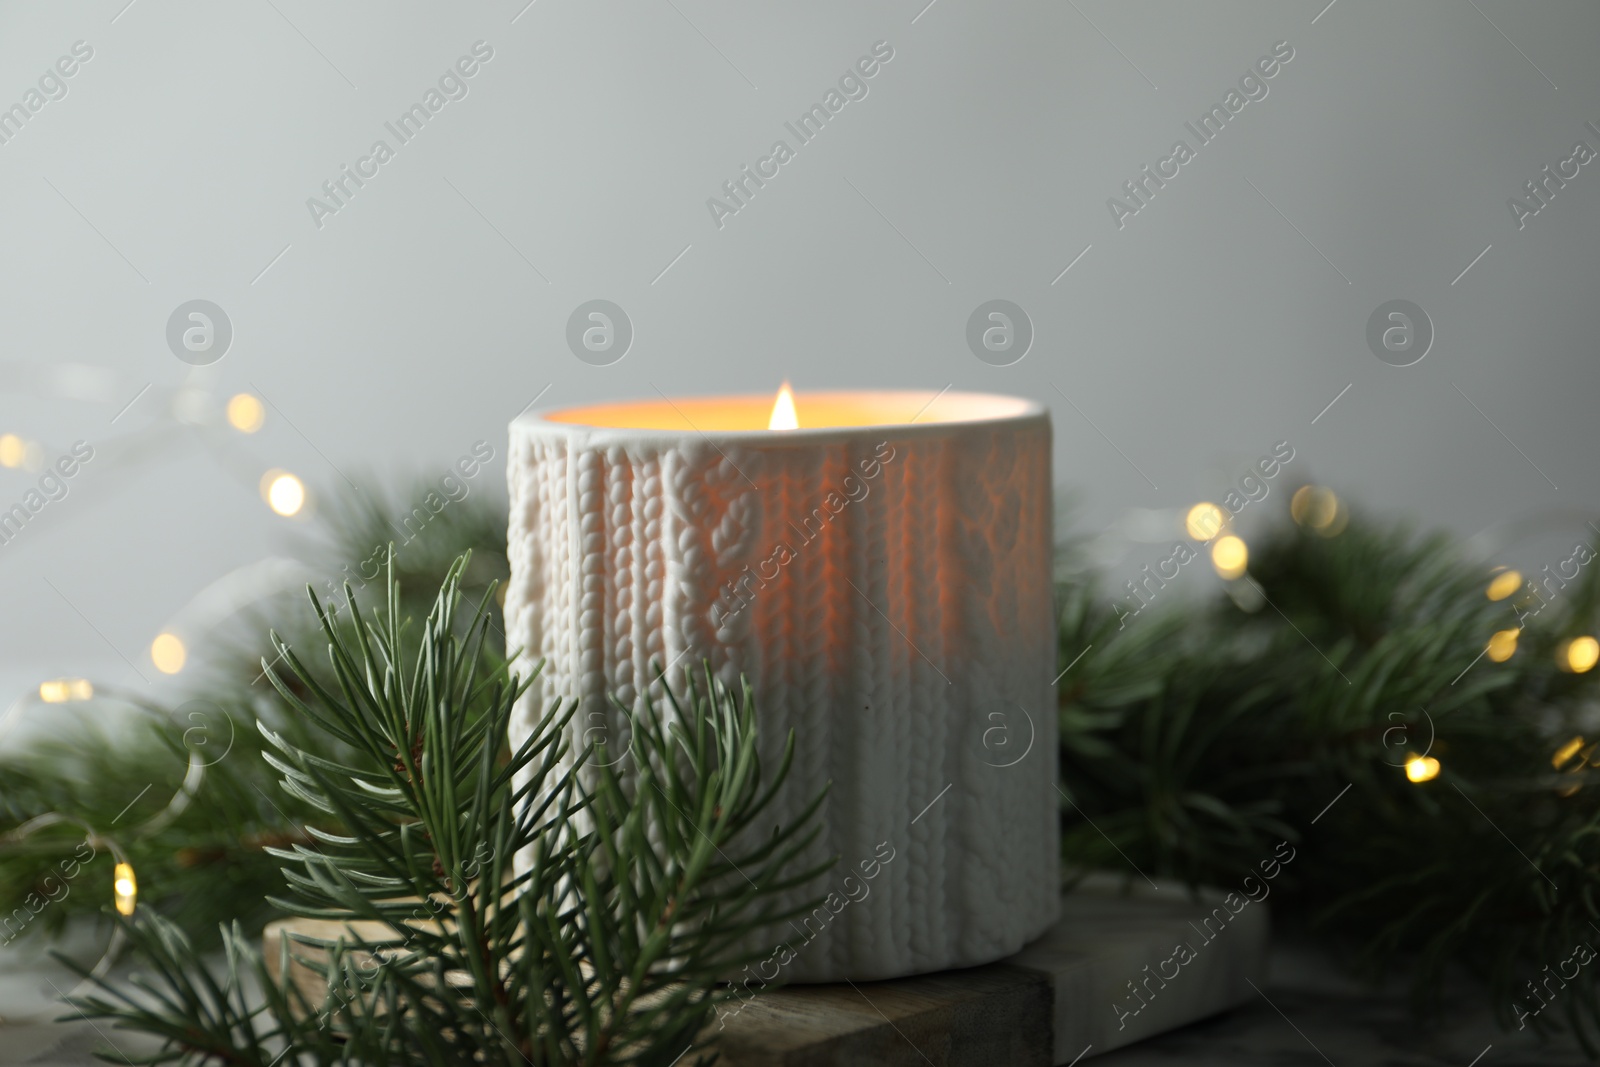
[505,391,1058,981]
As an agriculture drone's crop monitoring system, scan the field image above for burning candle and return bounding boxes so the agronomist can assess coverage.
[506,387,1057,980]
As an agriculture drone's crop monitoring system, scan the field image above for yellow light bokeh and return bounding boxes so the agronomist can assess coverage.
[1486,569,1523,602]
[260,470,306,517]
[768,382,799,431]
[113,862,137,916]
[38,678,93,703]
[1211,535,1248,580]
[0,434,24,468]
[1185,502,1225,542]
[1487,629,1519,663]
[1405,755,1441,783]
[1290,485,1340,530]
[1554,735,1586,770]
[1565,636,1600,673]
[226,393,265,433]
[151,632,187,675]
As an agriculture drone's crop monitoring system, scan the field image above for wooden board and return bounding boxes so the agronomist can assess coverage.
[716,962,1053,1066]
[263,874,1268,1065]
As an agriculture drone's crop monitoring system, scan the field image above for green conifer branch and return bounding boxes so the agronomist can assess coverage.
[1059,503,1600,1050]
[59,550,829,1066]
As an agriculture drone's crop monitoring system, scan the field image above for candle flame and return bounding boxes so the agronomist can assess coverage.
[768,382,799,430]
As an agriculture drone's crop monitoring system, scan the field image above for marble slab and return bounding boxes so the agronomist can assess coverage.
[717,872,1269,1065]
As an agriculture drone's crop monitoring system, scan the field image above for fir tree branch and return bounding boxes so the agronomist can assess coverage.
[61,550,828,1066]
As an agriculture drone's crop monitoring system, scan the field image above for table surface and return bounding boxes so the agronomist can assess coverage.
[1093,935,1583,1067]
[0,930,1585,1065]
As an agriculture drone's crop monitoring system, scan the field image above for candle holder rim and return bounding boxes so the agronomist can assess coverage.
[512,388,1048,441]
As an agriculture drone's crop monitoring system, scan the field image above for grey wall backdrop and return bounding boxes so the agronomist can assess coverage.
[0,0,1596,693]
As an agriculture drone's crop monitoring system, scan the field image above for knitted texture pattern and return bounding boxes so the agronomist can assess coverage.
[506,416,1058,982]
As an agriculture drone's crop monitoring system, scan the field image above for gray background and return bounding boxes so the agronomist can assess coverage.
[0,0,1595,693]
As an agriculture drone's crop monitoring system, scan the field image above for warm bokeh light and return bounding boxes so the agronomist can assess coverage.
[1211,535,1248,580]
[261,470,306,517]
[151,632,187,674]
[226,393,265,433]
[768,382,799,431]
[1290,485,1340,530]
[1487,629,1519,663]
[1486,569,1522,602]
[1186,502,1225,542]
[1564,636,1600,673]
[1406,755,1441,783]
[1554,735,1586,770]
[38,678,93,703]
[0,434,24,468]
[113,862,137,916]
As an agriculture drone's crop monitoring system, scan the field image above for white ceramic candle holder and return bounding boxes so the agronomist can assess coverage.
[505,389,1058,981]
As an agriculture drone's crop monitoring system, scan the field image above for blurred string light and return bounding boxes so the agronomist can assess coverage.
[226,393,266,433]
[0,357,298,521]
[1290,485,1347,537]
[0,678,216,989]
[1487,628,1520,663]
[38,678,93,703]
[1406,754,1441,783]
[0,810,132,996]
[150,632,187,675]
[260,469,307,517]
[1560,636,1600,673]
[1486,568,1523,602]
[1553,736,1593,798]
[1186,502,1226,542]
[113,862,138,916]
[0,681,214,1013]
[0,434,45,471]
[0,366,325,1007]
[140,558,319,680]
[1211,535,1248,580]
